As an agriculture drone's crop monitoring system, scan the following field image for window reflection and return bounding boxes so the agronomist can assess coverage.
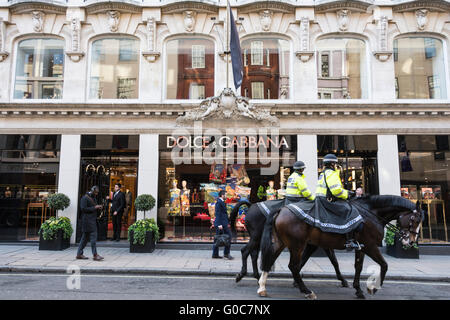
[394,37,447,99]
[241,38,290,99]
[316,38,367,99]
[89,38,139,99]
[14,38,64,99]
[166,38,215,99]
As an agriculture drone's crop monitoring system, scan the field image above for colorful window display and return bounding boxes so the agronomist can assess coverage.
[158,134,297,242]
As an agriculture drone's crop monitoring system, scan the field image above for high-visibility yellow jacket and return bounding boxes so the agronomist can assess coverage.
[316,168,349,200]
[286,171,315,200]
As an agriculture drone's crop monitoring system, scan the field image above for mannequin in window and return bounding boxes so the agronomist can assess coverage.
[277,181,286,199]
[168,180,181,216]
[191,188,199,204]
[266,180,277,201]
[180,180,191,216]
[124,189,132,217]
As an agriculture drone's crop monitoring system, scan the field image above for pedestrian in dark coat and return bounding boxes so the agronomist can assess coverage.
[106,183,126,241]
[76,186,104,261]
[212,190,233,260]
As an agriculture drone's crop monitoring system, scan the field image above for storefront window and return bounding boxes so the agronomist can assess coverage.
[158,134,297,242]
[241,38,290,99]
[89,38,139,99]
[0,135,60,241]
[398,135,450,244]
[394,37,447,99]
[316,38,368,99]
[317,135,378,194]
[166,38,215,99]
[14,38,64,99]
[77,135,139,242]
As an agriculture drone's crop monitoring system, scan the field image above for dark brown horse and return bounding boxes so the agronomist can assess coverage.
[257,195,424,299]
[230,200,349,287]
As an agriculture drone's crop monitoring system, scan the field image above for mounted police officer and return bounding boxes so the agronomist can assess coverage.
[316,154,361,250]
[286,161,315,202]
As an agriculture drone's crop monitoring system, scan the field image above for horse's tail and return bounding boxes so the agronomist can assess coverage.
[230,200,252,236]
[260,211,275,272]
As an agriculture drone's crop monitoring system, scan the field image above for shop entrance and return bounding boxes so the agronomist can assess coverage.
[76,135,139,242]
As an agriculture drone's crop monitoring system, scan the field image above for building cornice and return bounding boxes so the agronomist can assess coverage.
[1,102,449,119]
[393,0,450,13]
[8,1,66,15]
[85,2,142,15]
[161,1,219,14]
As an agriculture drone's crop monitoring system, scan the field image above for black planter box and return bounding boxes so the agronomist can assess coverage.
[39,229,70,251]
[386,237,419,259]
[129,230,156,253]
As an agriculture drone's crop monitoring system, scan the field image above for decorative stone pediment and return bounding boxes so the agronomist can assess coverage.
[176,88,279,127]
[238,1,294,15]
[315,1,370,14]
[393,0,449,13]
[9,2,66,15]
[161,2,218,15]
[85,2,141,15]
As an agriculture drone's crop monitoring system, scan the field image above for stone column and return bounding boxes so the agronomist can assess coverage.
[297,135,318,194]
[377,135,401,196]
[57,135,81,244]
[137,134,159,220]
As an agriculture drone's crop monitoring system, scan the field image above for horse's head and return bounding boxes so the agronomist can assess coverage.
[397,201,425,248]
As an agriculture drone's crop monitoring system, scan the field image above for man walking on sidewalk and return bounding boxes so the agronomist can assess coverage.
[76,186,104,261]
[212,190,233,260]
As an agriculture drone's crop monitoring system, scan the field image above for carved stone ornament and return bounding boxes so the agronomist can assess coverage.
[415,9,428,31]
[0,18,8,62]
[337,9,349,32]
[32,11,45,33]
[260,10,273,32]
[296,17,314,62]
[65,18,84,62]
[176,88,279,126]
[373,16,392,62]
[142,17,160,62]
[183,11,196,32]
[107,10,120,32]
[295,51,314,62]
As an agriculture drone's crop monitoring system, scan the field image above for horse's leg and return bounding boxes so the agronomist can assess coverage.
[292,243,317,288]
[289,245,316,300]
[353,249,366,299]
[324,248,349,288]
[236,242,251,283]
[257,240,284,297]
[250,244,261,281]
[363,246,388,295]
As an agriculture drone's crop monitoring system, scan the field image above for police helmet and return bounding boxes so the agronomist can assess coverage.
[323,154,338,163]
[293,161,306,170]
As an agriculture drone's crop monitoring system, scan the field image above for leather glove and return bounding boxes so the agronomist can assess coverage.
[348,191,356,199]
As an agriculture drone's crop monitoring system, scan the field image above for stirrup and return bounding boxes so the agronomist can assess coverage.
[345,240,364,251]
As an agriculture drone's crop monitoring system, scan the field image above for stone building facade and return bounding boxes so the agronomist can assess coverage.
[0,0,449,245]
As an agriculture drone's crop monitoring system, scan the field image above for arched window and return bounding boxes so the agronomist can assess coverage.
[316,38,368,99]
[89,38,139,99]
[241,38,290,99]
[394,37,447,99]
[14,38,64,99]
[166,38,215,99]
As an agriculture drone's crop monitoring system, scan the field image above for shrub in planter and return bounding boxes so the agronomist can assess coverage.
[47,193,70,215]
[128,218,159,253]
[384,228,419,259]
[38,216,73,251]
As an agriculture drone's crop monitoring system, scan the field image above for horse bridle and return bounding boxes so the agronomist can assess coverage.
[398,210,423,242]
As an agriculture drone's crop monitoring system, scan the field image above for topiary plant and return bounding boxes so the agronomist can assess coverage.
[134,194,156,219]
[47,193,70,216]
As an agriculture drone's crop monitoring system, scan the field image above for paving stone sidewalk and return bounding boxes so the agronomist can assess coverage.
[0,245,449,281]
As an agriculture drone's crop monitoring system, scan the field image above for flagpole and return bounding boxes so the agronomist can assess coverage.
[226,0,230,89]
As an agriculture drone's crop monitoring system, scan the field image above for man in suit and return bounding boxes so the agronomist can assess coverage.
[212,190,233,260]
[106,183,126,241]
[76,186,104,261]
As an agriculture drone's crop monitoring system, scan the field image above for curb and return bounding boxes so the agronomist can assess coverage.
[1,266,449,283]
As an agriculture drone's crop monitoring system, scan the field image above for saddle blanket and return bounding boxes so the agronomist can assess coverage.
[286,197,364,234]
[256,197,303,218]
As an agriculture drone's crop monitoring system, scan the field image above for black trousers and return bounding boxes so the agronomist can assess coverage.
[112,212,123,240]
[77,231,97,256]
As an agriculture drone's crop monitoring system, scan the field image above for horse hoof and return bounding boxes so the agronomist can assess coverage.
[305,292,317,300]
[341,280,349,288]
[236,274,243,283]
[356,292,366,299]
[293,281,298,288]
[257,289,267,297]
[367,287,378,295]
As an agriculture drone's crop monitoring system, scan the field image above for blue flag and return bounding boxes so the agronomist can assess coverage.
[229,7,243,90]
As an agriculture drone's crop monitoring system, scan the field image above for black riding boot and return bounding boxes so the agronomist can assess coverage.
[345,231,363,251]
